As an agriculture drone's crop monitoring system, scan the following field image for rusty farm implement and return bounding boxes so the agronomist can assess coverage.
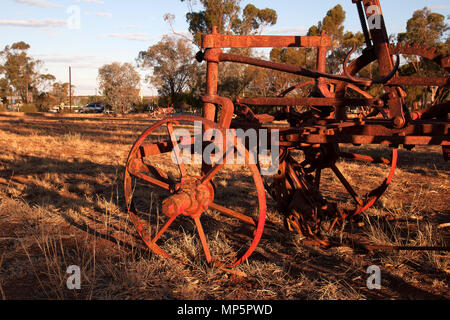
[124,0,449,269]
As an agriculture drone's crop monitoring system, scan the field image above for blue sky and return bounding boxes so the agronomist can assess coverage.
[1,0,449,96]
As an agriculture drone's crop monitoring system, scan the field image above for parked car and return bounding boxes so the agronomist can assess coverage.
[103,104,114,114]
[78,103,105,114]
[125,108,138,114]
[50,106,61,113]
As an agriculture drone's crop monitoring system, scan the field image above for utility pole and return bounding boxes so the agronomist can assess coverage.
[69,66,72,112]
[25,79,28,104]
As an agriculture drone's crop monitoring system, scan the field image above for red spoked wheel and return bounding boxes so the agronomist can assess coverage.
[124,116,266,268]
[298,143,398,221]
[268,77,398,235]
[266,143,397,238]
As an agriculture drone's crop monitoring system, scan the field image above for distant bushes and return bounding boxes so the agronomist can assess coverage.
[19,104,38,113]
[60,107,74,114]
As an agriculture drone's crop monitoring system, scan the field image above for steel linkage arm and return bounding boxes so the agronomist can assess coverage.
[198,47,388,87]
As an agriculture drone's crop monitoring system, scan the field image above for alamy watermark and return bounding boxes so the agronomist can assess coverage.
[67,5,81,30]
[366,5,382,30]
[170,122,280,176]
[66,265,81,290]
[366,265,382,290]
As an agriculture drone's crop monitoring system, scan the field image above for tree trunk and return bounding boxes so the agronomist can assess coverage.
[430,86,438,104]
[171,91,177,111]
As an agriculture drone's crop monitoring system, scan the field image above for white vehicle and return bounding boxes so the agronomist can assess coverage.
[50,106,61,113]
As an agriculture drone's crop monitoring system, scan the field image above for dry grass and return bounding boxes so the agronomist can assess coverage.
[0,113,448,300]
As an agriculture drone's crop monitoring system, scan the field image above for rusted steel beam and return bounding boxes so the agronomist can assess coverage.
[204,27,220,124]
[387,76,449,87]
[202,34,331,49]
[316,31,328,73]
[284,134,449,146]
[355,0,372,47]
[356,0,405,127]
[285,121,449,136]
[235,96,383,107]
[347,44,449,77]
[207,52,373,86]
[201,95,234,129]
[361,0,393,72]
[410,102,450,120]
[270,121,449,146]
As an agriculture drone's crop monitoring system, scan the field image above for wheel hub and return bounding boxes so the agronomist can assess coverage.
[162,177,215,219]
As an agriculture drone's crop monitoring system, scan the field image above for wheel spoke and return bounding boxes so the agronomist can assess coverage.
[201,146,234,186]
[331,164,363,206]
[128,169,170,191]
[146,165,171,185]
[140,137,196,158]
[128,211,172,260]
[127,158,170,191]
[193,216,212,263]
[341,148,398,219]
[209,202,256,227]
[167,122,187,178]
[152,214,180,244]
[139,141,173,157]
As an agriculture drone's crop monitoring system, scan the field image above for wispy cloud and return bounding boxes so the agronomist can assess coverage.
[0,19,67,28]
[120,25,136,29]
[105,33,154,42]
[95,12,112,18]
[36,53,112,69]
[426,4,450,10]
[14,0,61,8]
[85,11,113,18]
[76,0,105,4]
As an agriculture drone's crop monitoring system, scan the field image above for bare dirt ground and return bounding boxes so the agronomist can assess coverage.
[0,113,448,300]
